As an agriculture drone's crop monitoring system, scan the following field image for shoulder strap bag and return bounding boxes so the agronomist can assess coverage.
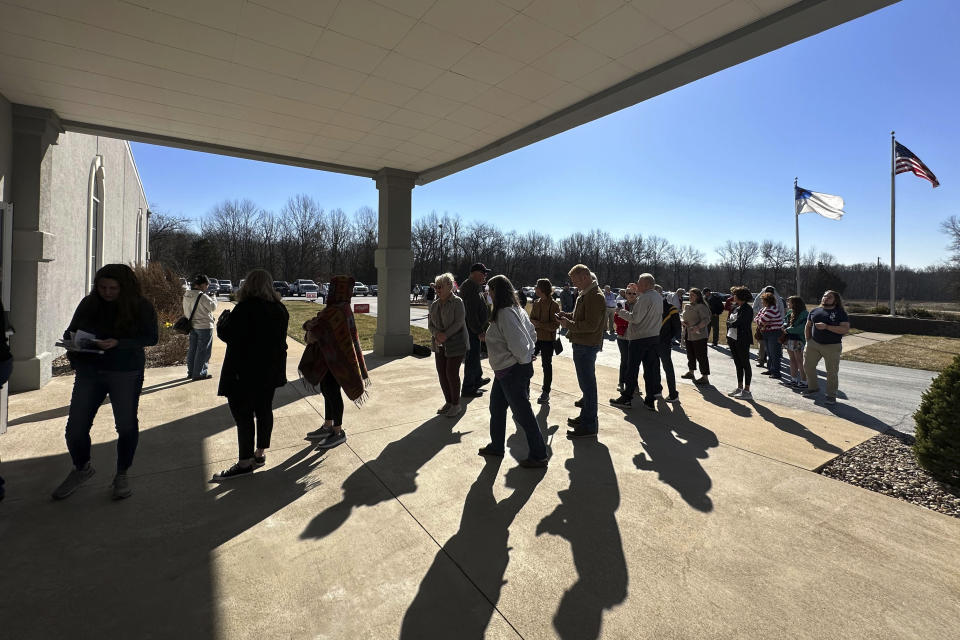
[173,294,203,335]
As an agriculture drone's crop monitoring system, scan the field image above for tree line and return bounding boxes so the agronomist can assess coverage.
[149,196,958,302]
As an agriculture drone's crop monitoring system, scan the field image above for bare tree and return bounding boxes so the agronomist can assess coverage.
[717,240,760,286]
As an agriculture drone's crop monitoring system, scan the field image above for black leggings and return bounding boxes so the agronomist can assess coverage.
[320,373,344,427]
[535,340,554,393]
[228,387,276,461]
[728,338,752,388]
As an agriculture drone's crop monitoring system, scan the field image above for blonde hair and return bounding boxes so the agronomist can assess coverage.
[237,268,281,303]
[568,263,590,277]
[434,272,455,290]
[638,273,655,285]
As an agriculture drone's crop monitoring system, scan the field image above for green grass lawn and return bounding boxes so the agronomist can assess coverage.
[283,301,432,351]
[842,334,960,372]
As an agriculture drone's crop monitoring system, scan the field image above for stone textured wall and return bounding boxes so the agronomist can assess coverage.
[849,314,960,338]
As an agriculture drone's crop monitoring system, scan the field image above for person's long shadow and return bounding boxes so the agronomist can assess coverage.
[746,400,845,453]
[695,384,753,417]
[300,413,469,540]
[0,382,318,639]
[628,402,718,512]
[537,440,628,640]
[400,459,546,638]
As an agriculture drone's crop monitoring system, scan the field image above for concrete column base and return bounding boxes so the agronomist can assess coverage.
[373,332,413,357]
[10,351,53,392]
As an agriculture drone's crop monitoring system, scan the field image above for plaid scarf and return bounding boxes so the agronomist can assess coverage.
[298,276,370,405]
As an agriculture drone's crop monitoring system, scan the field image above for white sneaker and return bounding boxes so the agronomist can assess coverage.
[727,388,743,397]
[437,403,451,414]
[739,389,753,400]
[445,403,461,417]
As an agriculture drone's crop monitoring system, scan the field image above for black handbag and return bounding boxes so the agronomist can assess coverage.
[174,294,202,335]
[553,338,563,355]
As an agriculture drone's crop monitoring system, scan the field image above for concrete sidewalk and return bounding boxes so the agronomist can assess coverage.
[1,332,958,639]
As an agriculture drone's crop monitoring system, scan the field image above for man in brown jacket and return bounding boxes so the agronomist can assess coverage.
[557,264,605,438]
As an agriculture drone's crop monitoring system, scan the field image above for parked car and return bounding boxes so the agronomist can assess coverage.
[179,277,188,291]
[353,282,369,296]
[207,279,220,296]
[522,286,536,299]
[219,279,233,293]
[291,279,317,296]
[368,284,378,296]
[300,281,321,298]
[273,281,291,296]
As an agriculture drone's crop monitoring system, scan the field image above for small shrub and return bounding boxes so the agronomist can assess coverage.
[134,262,185,324]
[868,305,890,314]
[913,354,960,486]
[846,303,867,313]
[911,307,935,319]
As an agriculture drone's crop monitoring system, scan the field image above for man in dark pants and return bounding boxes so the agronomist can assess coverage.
[703,288,725,347]
[610,273,662,411]
[460,263,491,398]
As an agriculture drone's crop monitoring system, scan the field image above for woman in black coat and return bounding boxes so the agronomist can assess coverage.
[213,269,289,479]
[725,286,755,400]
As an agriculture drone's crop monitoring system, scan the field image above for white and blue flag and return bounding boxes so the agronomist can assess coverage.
[795,186,844,220]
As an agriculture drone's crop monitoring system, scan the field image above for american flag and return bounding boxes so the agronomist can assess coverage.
[895,142,940,188]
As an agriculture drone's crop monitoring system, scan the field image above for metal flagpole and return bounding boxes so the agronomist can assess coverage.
[890,132,896,316]
[794,177,801,296]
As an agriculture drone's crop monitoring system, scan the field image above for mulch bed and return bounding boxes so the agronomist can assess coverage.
[819,430,960,519]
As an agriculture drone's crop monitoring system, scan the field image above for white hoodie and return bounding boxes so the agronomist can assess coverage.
[485,306,536,372]
[182,289,217,330]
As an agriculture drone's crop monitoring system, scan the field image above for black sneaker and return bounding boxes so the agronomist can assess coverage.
[317,430,346,450]
[478,445,505,457]
[306,425,333,441]
[52,463,96,500]
[567,416,582,427]
[212,463,253,480]
[643,399,656,411]
[609,396,631,409]
[252,453,266,468]
[574,398,583,408]
[665,392,680,403]
[478,377,491,387]
[566,427,598,439]
[462,389,484,398]
[112,473,133,500]
[518,457,548,468]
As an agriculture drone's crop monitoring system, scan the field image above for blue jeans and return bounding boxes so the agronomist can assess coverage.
[488,362,547,460]
[763,331,783,377]
[187,328,213,378]
[623,337,660,401]
[572,344,601,432]
[462,330,483,392]
[65,368,145,472]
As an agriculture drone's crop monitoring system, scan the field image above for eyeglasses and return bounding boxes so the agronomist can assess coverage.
[624,293,637,296]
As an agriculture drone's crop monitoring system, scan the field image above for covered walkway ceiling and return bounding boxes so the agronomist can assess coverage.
[0,0,896,184]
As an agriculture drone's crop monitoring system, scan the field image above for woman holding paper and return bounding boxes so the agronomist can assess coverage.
[52,264,158,501]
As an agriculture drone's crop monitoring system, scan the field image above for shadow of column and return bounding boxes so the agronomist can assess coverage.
[400,459,545,638]
[537,440,628,640]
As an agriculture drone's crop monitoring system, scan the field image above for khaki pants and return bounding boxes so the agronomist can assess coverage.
[803,339,842,396]
[605,307,617,333]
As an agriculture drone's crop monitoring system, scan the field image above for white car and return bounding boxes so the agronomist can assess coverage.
[353,282,369,296]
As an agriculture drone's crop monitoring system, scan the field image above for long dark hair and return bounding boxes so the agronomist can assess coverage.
[488,275,519,321]
[93,264,142,332]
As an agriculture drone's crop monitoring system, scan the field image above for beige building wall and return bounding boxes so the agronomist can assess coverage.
[2,97,149,392]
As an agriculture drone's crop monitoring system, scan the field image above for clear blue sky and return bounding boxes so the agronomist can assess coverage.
[132,0,957,269]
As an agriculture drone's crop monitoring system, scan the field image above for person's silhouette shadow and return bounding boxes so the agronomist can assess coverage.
[400,459,546,638]
[537,440,628,640]
[300,415,469,540]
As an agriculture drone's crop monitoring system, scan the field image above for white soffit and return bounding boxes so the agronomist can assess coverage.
[0,0,898,184]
